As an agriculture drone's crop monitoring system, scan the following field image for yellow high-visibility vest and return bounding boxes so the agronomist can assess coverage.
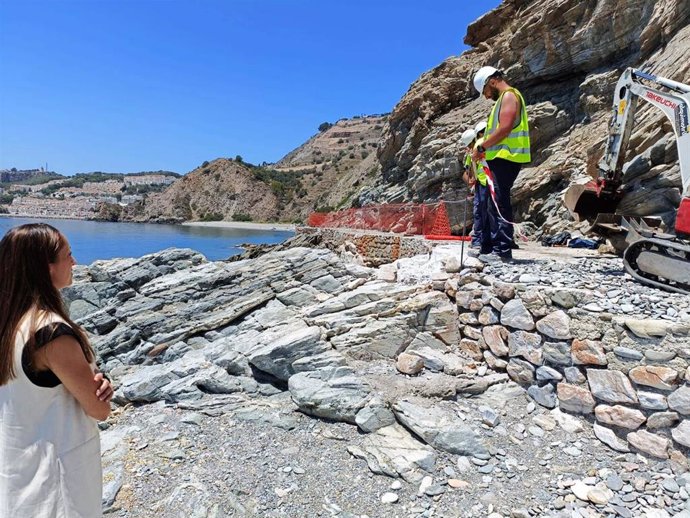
[485,87,531,163]
[473,138,488,186]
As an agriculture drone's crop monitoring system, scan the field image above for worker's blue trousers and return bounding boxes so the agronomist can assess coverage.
[485,158,521,258]
[472,183,489,248]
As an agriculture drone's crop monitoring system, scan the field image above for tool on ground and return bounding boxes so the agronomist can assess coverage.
[563,67,690,294]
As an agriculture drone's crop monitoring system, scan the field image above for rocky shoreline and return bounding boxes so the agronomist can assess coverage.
[64,239,690,517]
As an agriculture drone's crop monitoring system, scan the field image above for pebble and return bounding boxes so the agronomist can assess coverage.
[607,474,624,491]
[663,478,680,493]
[564,447,582,457]
[381,492,399,503]
[448,479,470,489]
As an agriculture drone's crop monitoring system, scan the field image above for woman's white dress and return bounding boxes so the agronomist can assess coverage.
[0,312,102,518]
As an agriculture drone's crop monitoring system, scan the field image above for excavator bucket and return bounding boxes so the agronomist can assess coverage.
[586,213,664,254]
[563,179,622,222]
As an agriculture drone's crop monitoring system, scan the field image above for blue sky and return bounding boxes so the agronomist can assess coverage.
[0,0,499,176]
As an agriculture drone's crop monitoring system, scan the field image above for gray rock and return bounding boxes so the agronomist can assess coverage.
[392,400,488,457]
[672,420,690,448]
[638,390,669,410]
[536,366,563,382]
[543,341,572,366]
[409,347,446,372]
[536,310,571,340]
[506,358,535,385]
[586,369,638,405]
[288,367,371,423]
[508,331,543,365]
[593,423,630,452]
[501,299,535,331]
[613,347,644,361]
[527,383,557,409]
[355,403,396,433]
[478,306,500,325]
[347,424,436,483]
[647,412,680,430]
[668,385,690,415]
[563,366,586,384]
[248,326,334,381]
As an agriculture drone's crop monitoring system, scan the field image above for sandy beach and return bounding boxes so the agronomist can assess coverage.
[182,220,297,232]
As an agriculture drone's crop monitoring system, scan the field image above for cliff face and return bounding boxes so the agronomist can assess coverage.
[362,0,690,232]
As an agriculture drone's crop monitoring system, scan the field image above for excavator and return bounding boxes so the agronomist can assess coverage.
[564,67,690,294]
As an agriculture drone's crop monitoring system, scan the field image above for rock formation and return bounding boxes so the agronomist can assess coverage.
[66,238,690,515]
[361,0,690,233]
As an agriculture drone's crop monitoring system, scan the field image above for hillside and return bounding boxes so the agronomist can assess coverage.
[274,115,387,216]
[361,0,690,234]
[121,116,388,224]
[121,159,282,223]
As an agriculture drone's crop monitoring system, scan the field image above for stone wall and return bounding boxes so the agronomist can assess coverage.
[297,226,433,267]
[438,270,690,461]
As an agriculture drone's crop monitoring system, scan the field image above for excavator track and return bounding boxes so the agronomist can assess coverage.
[623,237,690,294]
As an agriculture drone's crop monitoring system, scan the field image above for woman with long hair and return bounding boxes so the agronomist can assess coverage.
[0,223,113,517]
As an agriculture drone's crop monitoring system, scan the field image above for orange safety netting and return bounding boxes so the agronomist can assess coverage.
[307,201,471,241]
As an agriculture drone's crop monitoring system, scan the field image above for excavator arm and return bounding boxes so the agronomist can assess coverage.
[567,68,690,221]
[598,69,690,209]
[565,68,690,294]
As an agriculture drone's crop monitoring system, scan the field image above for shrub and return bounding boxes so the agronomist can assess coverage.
[201,212,224,222]
[202,161,210,168]
[318,122,333,132]
[361,151,369,159]
[235,155,243,163]
[232,213,252,222]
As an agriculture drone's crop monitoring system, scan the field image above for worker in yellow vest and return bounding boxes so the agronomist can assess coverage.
[471,66,531,263]
[460,124,490,249]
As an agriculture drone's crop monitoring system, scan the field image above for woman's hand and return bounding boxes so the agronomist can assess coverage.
[93,372,113,402]
[42,335,112,420]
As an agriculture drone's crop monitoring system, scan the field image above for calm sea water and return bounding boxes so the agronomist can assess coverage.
[0,216,294,264]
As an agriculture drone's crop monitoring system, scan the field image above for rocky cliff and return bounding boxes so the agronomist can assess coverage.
[361,0,690,233]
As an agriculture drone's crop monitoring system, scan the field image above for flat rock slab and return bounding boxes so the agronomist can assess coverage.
[392,399,488,457]
[288,367,372,424]
[347,424,436,483]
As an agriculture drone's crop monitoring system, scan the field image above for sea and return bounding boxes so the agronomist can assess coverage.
[0,216,294,265]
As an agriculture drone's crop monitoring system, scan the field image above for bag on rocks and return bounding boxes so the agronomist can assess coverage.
[541,231,571,247]
[568,237,602,249]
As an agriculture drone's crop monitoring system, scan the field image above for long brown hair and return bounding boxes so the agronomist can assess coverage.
[0,223,93,385]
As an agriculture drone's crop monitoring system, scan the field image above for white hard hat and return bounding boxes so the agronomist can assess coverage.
[473,66,499,94]
[460,128,476,147]
[474,121,487,134]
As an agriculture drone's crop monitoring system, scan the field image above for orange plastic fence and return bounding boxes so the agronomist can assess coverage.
[307,201,471,240]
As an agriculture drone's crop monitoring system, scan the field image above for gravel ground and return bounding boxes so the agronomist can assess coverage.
[103,386,687,518]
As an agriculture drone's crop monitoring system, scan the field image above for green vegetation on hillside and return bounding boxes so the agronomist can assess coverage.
[249,166,307,200]
[0,173,63,188]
